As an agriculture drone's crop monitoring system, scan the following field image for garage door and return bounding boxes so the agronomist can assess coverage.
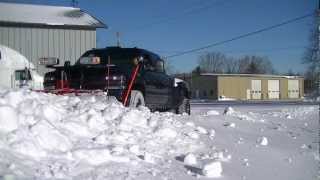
[251,80,261,99]
[288,80,299,98]
[268,80,280,99]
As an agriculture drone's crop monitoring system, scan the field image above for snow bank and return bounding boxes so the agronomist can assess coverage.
[0,88,208,179]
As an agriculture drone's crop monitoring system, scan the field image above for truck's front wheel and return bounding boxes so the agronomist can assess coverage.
[129,90,145,107]
[176,98,190,115]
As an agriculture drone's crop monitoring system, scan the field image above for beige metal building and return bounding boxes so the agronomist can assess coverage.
[0,2,106,75]
[191,73,304,100]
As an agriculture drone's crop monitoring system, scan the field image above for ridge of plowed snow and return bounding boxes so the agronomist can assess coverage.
[0,88,210,179]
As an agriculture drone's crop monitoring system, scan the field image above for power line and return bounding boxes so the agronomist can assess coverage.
[165,12,314,59]
[156,45,306,55]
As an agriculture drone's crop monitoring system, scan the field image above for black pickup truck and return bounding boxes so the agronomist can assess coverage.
[43,47,191,114]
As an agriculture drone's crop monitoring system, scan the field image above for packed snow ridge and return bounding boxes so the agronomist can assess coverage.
[0,88,219,179]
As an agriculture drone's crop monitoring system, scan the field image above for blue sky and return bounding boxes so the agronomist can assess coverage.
[2,0,317,73]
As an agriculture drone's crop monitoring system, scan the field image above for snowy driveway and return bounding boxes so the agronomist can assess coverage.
[0,89,318,180]
[191,103,319,180]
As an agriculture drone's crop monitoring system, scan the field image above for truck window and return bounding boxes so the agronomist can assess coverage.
[155,60,164,73]
[15,69,32,81]
[143,57,155,71]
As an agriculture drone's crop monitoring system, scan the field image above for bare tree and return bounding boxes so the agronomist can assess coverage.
[224,57,239,73]
[302,11,320,93]
[238,55,274,74]
[196,52,275,74]
[198,52,226,73]
[238,56,251,73]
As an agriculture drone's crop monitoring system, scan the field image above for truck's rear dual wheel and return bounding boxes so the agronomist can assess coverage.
[129,90,145,107]
[176,98,190,115]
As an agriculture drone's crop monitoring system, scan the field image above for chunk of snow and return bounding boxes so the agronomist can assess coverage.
[73,148,111,165]
[185,121,195,127]
[285,114,293,119]
[129,145,140,155]
[223,106,235,115]
[209,129,216,139]
[31,121,72,152]
[0,105,18,133]
[187,132,199,139]
[242,158,250,166]
[202,161,223,178]
[184,153,197,165]
[155,128,177,138]
[257,136,268,146]
[142,152,156,164]
[206,110,220,116]
[119,109,147,131]
[196,126,208,134]
[223,122,236,128]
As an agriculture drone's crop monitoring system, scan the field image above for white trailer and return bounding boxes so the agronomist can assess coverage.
[0,45,43,90]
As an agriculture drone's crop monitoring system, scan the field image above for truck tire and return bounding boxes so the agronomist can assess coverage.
[129,90,145,107]
[176,98,190,115]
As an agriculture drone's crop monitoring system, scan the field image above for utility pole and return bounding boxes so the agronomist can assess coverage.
[116,32,121,47]
[318,0,320,95]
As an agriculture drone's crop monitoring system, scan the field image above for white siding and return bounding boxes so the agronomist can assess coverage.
[0,26,96,75]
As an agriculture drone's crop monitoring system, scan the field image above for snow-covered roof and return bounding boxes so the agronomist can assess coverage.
[200,73,303,79]
[0,2,106,28]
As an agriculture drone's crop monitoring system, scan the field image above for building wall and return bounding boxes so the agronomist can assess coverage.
[0,26,96,75]
[192,75,304,100]
[191,76,218,99]
[218,76,249,100]
[218,76,304,100]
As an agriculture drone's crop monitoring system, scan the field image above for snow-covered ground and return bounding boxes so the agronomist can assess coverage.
[0,88,318,180]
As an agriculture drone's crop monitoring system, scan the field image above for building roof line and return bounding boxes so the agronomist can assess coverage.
[200,73,303,79]
[0,2,107,28]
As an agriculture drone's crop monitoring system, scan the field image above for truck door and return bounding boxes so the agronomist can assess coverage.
[154,60,172,106]
[143,58,170,106]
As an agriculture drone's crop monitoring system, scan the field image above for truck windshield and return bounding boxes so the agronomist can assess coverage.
[76,50,136,70]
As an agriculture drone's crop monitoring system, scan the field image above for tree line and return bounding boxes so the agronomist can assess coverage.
[193,52,275,74]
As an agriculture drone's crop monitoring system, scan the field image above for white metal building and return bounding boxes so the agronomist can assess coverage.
[0,2,106,75]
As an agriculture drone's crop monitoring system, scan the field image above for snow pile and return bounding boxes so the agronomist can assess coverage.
[0,88,208,179]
